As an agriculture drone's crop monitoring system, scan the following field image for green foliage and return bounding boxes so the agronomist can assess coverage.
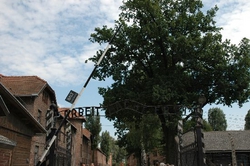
[184,118,212,133]
[115,113,163,159]
[208,107,227,131]
[109,138,127,166]
[244,110,250,130]
[88,0,250,163]
[100,131,111,163]
[203,119,213,131]
[84,114,102,149]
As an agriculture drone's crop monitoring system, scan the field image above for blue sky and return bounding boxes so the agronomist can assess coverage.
[0,0,250,137]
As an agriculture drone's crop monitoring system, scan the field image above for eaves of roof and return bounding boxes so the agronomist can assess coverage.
[0,83,46,133]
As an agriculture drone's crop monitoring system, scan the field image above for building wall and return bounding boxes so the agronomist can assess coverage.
[82,136,92,166]
[127,150,165,166]
[94,149,107,166]
[0,114,34,166]
[70,119,84,166]
[0,147,13,166]
[127,154,137,166]
[18,89,53,165]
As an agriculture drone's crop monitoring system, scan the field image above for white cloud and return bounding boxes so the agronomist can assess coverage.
[0,0,122,86]
[203,0,250,44]
[0,0,249,87]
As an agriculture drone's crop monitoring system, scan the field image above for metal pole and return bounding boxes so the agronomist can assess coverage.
[36,23,122,166]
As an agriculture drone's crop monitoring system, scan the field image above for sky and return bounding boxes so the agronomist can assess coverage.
[0,0,250,138]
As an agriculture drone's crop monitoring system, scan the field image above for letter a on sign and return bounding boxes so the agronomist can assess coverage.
[65,90,78,104]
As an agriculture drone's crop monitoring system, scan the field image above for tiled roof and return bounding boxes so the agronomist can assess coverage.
[0,74,47,96]
[82,128,91,140]
[182,130,250,152]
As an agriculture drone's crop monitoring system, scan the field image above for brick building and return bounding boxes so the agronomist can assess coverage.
[94,148,108,166]
[0,74,57,165]
[82,128,92,165]
[59,108,87,166]
[127,149,165,166]
[0,74,110,166]
[0,82,46,166]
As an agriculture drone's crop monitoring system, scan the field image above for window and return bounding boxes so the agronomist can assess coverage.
[37,109,42,123]
[42,91,49,104]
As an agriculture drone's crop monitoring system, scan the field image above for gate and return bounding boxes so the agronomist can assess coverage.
[179,129,199,166]
[178,100,206,166]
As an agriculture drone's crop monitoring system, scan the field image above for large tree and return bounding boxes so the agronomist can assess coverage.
[208,107,227,131]
[89,0,250,164]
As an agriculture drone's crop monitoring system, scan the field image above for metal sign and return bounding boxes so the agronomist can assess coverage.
[62,106,101,118]
[65,90,78,104]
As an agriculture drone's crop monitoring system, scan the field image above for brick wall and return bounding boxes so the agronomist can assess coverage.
[70,119,84,166]
[20,88,53,165]
[0,121,33,166]
[94,149,108,166]
[0,148,12,166]
[82,136,92,165]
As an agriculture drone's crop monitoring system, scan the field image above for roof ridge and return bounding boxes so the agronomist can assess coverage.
[1,75,47,83]
[0,74,52,97]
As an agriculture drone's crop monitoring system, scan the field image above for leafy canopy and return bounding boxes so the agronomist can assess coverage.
[100,131,111,163]
[89,0,250,111]
[84,114,102,149]
[88,0,250,163]
[208,107,227,131]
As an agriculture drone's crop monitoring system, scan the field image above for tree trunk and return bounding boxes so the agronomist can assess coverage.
[158,109,178,165]
[164,125,178,165]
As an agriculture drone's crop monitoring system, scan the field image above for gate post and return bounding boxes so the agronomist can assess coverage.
[196,96,206,166]
[196,125,205,166]
[177,120,183,166]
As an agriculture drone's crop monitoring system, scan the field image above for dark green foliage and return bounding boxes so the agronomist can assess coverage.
[109,138,127,166]
[244,110,250,130]
[84,114,102,149]
[89,0,250,164]
[100,131,111,163]
[208,107,227,131]
[184,118,212,133]
[115,114,163,159]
